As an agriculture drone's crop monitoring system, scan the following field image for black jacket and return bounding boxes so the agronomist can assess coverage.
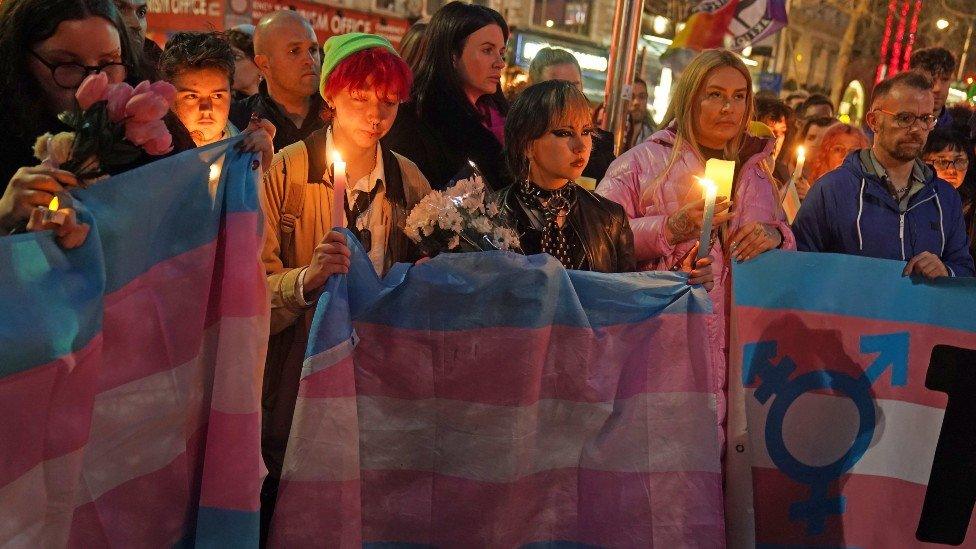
[500,183,636,273]
[582,128,616,181]
[382,99,514,192]
[229,81,325,152]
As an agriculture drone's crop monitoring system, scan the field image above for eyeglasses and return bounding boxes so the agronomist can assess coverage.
[29,50,127,89]
[926,157,970,171]
[873,108,938,130]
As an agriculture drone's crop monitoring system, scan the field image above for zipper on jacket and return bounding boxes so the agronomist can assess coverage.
[899,212,906,260]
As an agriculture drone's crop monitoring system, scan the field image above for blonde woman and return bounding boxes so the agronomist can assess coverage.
[597,49,795,440]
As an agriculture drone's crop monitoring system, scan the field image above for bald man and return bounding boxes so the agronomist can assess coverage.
[230,10,324,151]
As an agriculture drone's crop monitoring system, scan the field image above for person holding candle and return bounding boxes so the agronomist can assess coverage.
[596,49,795,442]
[258,33,431,541]
[0,0,143,240]
[381,2,513,191]
[793,71,974,278]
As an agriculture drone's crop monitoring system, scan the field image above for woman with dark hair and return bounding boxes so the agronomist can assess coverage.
[382,1,513,191]
[923,128,976,260]
[502,80,714,281]
[0,0,139,235]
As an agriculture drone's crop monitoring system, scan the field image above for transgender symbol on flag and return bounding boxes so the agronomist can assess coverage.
[743,332,910,535]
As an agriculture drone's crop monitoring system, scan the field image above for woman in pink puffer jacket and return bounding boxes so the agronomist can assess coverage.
[597,50,796,439]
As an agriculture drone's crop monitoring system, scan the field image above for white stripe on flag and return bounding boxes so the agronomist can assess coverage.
[284,392,721,483]
[746,389,945,484]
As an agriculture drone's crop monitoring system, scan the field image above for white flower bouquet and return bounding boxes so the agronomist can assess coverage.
[404,174,520,256]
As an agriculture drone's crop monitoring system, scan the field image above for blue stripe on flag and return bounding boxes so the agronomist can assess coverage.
[306,229,712,359]
[0,227,104,377]
[73,139,258,294]
[192,506,259,548]
[733,250,976,332]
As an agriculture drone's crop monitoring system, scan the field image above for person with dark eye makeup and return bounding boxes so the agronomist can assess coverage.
[229,10,325,152]
[500,80,715,283]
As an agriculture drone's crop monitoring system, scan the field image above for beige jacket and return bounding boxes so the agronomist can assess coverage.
[259,129,431,478]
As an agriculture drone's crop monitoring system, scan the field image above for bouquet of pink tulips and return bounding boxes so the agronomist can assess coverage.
[33,72,177,185]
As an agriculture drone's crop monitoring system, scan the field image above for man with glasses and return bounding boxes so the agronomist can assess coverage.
[793,71,974,278]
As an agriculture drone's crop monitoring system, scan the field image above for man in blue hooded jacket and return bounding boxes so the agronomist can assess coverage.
[793,71,974,278]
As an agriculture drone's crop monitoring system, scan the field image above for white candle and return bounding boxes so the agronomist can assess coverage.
[791,145,806,184]
[331,152,347,229]
[697,177,717,261]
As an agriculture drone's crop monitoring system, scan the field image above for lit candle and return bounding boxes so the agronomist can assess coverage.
[697,177,717,261]
[42,195,67,226]
[791,145,806,184]
[704,158,735,200]
[331,151,347,229]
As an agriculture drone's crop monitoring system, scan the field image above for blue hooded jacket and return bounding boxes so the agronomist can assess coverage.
[793,150,975,276]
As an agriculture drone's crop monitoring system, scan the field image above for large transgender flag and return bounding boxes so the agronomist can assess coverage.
[728,251,976,547]
[270,238,725,547]
[0,141,268,546]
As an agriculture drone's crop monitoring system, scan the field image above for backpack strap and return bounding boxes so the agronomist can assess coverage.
[278,142,310,258]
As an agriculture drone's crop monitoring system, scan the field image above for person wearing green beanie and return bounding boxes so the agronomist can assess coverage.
[257,34,432,542]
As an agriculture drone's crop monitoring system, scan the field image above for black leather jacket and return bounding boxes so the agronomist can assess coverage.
[500,183,636,273]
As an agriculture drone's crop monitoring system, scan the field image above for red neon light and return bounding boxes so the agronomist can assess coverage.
[889,0,911,77]
[876,0,899,83]
[902,0,923,71]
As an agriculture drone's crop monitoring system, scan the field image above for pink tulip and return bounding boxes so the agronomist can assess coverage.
[75,72,109,110]
[105,82,135,122]
[132,80,151,95]
[125,92,169,123]
[125,118,168,146]
[149,80,177,105]
[143,132,173,156]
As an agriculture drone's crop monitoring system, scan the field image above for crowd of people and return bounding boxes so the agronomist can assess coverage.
[1,0,975,542]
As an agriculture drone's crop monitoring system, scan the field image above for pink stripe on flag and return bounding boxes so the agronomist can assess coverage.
[298,354,356,399]
[269,478,362,548]
[67,423,207,547]
[0,336,101,487]
[198,410,263,512]
[206,212,268,323]
[735,306,976,407]
[273,469,724,547]
[750,466,953,546]
[99,214,267,393]
[337,316,713,406]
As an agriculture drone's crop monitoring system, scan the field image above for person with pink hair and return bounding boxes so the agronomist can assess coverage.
[806,123,869,183]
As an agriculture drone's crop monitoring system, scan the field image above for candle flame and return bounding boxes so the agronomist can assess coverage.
[48,196,59,211]
[697,176,717,193]
[332,151,344,164]
[796,145,806,162]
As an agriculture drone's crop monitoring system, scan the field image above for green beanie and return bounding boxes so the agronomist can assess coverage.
[319,33,398,99]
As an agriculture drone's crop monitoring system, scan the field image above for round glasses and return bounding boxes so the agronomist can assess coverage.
[30,50,127,89]
[873,108,938,130]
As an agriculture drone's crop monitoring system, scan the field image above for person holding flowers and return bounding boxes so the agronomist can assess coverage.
[597,49,795,441]
[258,33,430,540]
[0,0,132,237]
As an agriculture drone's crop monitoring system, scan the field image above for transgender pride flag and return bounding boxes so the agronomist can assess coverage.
[728,251,976,547]
[270,240,725,547]
[0,141,267,546]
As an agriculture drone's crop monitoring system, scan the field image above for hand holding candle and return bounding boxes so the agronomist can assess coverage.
[696,177,717,261]
[42,195,68,226]
[331,152,347,229]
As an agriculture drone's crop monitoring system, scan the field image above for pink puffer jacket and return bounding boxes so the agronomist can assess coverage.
[597,127,796,435]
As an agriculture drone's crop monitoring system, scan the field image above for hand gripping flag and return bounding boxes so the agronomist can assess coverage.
[728,250,976,547]
[270,234,726,547]
[0,140,268,547]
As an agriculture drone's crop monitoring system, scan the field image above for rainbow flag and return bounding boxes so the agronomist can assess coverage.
[728,251,976,547]
[0,141,268,546]
[270,239,726,546]
[664,0,788,67]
